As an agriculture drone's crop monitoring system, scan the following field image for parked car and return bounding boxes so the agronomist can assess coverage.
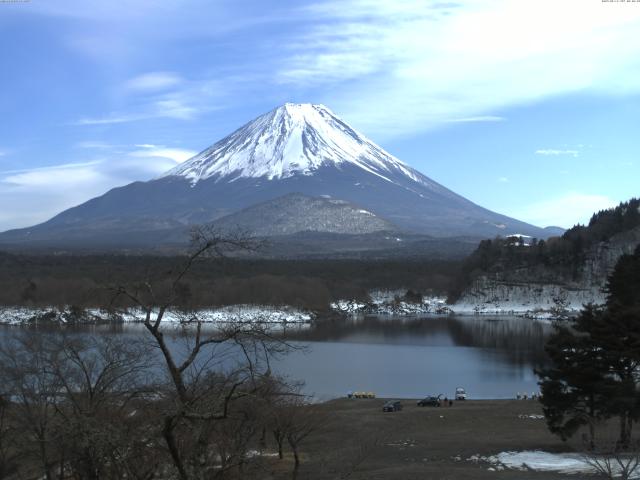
[455,387,467,400]
[417,395,442,407]
[382,400,403,412]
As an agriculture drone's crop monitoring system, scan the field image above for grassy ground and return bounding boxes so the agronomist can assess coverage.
[269,398,579,479]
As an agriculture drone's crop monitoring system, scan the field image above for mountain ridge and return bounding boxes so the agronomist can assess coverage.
[162,103,428,187]
[0,103,560,251]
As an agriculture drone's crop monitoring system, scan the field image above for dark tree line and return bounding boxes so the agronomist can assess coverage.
[0,228,325,479]
[0,250,460,312]
[537,245,640,451]
[450,198,640,301]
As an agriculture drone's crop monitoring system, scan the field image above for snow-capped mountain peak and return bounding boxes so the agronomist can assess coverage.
[162,103,424,185]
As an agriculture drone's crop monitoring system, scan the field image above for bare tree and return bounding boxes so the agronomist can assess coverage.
[0,332,66,480]
[0,393,19,479]
[0,331,157,480]
[109,226,293,479]
[51,335,154,479]
[265,387,325,478]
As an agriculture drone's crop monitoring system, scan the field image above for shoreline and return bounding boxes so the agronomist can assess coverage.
[0,302,568,326]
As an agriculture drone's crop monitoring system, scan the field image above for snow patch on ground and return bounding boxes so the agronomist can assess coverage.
[469,450,640,478]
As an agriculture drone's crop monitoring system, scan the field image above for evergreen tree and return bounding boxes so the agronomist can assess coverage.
[594,245,640,448]
[537,245,640,448]
[536,304,610,448]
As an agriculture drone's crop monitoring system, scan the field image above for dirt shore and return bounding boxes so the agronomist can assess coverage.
[277,398,578,479]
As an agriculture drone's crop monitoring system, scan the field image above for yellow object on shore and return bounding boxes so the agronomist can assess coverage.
[351,391,376,398]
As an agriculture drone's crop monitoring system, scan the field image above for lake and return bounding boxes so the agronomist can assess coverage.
[0,314,552,401]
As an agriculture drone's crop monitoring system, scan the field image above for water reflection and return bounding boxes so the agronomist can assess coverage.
[0,315,552,400]
[290,315,551,368]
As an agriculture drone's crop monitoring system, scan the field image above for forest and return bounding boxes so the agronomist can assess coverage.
[0,250,461,312]
[449,198,640,300]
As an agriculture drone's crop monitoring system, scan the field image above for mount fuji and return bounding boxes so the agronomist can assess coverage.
[0,103,559,252]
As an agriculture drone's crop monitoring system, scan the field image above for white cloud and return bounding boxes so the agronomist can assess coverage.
[153,99,198,120]
[74,77,228,126]
[3,165,103,189]
[536,149,580,158]
[129,146,197,164]
[25,0,640,140]
[75,113,149,126]
[74,101,197,125]
[278,0,640,137]
[125,72,183,92]
[0,161,113,230]
[0,161,102,179]
[0,145,195,230]
[508,192,618,228]
[498,177,509,183]
[74,141,114,149]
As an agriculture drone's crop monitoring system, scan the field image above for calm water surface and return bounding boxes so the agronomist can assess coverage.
[0,315,552,400]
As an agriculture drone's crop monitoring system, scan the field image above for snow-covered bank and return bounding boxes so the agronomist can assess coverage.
[467,450,640,478]
[0,305,314,327]
[330,289,575,319]
[1,284,591,327]
[330,289,452,316]
[453,279,598,317]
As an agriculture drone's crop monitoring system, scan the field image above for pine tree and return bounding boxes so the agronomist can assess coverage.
[595,245,640,448]
[537,245,640,448]
[536,304,610,448]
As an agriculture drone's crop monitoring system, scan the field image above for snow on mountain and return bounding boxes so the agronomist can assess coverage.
[163,103,425,186]
[0,102,558,250]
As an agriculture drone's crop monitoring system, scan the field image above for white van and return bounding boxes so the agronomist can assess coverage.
[455,387,467,400]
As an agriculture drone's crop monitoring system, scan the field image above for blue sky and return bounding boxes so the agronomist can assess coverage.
[1,0,639,231]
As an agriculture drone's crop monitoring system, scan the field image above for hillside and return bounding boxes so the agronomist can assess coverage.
[0,103,555,252]
[451,198,640,313]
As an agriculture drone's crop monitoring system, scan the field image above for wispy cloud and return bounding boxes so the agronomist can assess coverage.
[74,141,115,149]
[0,161,102,178]
[0,161,112,230]
[74,74,230,126]
[125,72,183,92]
[21,0,640,140]
[74,101,198,125]
[536,149,580,158]
[0,145,194,230]
[3,163,104,189]
[275,0,640,137]
[498,177,509,183]
[129,145,197,164]
[75,113,149,126]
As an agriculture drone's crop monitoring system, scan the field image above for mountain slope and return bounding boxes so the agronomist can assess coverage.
[0,103,556,250]
[212,193,396,236]
[451,198,640,312]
